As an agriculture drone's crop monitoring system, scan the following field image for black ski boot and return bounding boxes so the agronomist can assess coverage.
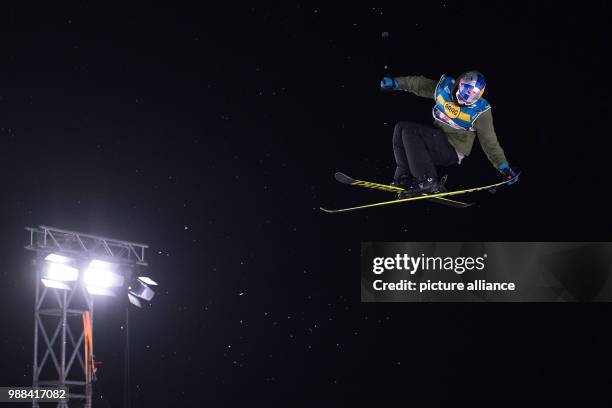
[391,176,418,198]
[400,176,445,198]
[390,175,414,189]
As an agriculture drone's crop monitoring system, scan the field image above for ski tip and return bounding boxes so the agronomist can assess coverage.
[334,172,355,185]
[319,207,335,213]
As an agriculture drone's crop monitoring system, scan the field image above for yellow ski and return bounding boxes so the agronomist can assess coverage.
[321,173,519,213]
[332,172,473,209]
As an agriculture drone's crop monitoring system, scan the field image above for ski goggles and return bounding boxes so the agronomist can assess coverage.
[457,83,484,105]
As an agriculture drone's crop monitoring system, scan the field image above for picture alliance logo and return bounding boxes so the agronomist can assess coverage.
[372,253,488,275]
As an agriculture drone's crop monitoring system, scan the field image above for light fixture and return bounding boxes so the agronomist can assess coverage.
[41,253,78,289]
[127,276,157,307]
[84,260,124,296]
[27,225,154,408]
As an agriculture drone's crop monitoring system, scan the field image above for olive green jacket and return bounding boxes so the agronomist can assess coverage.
[394,75,507,168]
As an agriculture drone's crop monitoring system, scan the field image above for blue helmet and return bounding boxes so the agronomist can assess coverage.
[456,71,486,105]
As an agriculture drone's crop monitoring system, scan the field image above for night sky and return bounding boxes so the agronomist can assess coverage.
[1,2,610,407]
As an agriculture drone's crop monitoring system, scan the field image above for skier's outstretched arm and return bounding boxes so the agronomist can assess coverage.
[380,75,437,99]
[474,109,518,183]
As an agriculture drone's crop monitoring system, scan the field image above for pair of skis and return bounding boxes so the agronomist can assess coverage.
[320,172,519,213]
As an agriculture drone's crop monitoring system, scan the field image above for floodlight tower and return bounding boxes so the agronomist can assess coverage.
[25,226,155,408]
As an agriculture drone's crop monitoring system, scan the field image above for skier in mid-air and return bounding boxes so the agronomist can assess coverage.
[380,71,518,197]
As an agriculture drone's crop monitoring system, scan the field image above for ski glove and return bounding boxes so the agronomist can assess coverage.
[498,162,518,184]
[380,77,399,91]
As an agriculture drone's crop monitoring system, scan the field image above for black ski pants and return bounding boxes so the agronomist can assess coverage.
[392,121,459,180]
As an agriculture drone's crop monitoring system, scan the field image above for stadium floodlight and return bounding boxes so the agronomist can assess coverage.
[41,253,79,289]
[26,225,151,408]
[128,278,156,302]
[84,260,124,296]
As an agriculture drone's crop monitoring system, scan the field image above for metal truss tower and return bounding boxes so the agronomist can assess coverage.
[25,226,148,408]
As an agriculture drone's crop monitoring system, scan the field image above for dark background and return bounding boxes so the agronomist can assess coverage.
[1,1,610,407]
